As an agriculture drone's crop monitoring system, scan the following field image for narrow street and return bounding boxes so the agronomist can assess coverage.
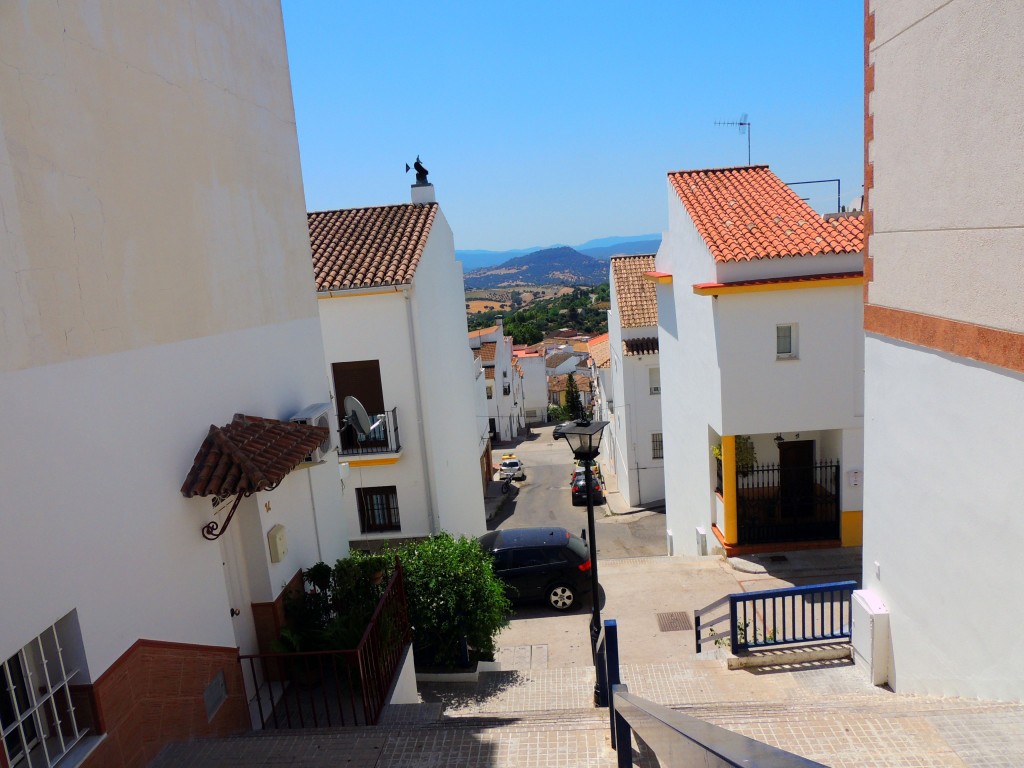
[488,424,666,560]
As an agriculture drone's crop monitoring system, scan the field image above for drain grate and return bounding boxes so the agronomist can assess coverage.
[656,611,693,632]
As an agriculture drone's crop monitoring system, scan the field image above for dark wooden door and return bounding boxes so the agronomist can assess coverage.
[778,440,814,517]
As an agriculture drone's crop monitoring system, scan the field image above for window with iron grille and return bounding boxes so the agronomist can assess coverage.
[486,386,493,400]
[2,613,87,767]
[776,324,798,359]
[652,432,664,460]
[503,383,511,396]
[357,486,401,533]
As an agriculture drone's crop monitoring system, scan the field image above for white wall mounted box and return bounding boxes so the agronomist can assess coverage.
[851,589,890,686]
[268,524,288,564]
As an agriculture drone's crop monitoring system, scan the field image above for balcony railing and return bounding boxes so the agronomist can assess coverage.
[339,407,400,456]
[736,460,840,544]
[239,561,412,728]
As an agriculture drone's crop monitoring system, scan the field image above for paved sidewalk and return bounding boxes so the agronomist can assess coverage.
[152,554,1024,767]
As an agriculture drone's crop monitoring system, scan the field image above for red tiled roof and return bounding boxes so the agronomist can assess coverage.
[612,254,658,328]
[623,337,659,356]
[479,341,497,362]
[485,367,496,380]
[545,350,576,369]
[308,203,438,291]
[588,333,611,369]
[181,414,328,498]
[667,166,864,262]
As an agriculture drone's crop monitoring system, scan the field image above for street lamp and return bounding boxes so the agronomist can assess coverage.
[560,417,609,705]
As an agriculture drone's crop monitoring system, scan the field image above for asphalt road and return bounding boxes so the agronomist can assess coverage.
[489,425,667,560]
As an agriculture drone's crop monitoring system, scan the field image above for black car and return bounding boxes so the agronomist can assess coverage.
[571,475,605,506]
[479,527,592,611]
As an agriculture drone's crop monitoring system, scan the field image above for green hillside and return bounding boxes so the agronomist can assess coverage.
[467,285,609,344]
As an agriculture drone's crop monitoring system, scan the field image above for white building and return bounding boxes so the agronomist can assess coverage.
[309,181,488,543]
[655,166,865,557]
[469,318,524,443]
[0,4,347,765]
[512,347,548,424]
[855,0,1024,701]
[605,255,665,507]
[587,333,613,424]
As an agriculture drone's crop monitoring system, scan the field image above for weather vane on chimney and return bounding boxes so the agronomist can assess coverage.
[405,155,429,185]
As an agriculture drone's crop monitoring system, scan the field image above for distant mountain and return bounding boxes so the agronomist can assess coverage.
[578,239,661,260]
[463,246,607,289]
[457,233,660,271]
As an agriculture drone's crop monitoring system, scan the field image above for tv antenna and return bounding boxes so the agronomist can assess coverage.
[715,113,751,165]
[341,396,384,440]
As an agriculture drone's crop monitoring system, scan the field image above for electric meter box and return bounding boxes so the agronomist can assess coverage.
[268,524,288,563]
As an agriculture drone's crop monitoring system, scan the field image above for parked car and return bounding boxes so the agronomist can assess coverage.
[497,455,525,480]
[570,459,604,483]
[552,421,575,440]
[571,475,605,506]
[478,527,592,611]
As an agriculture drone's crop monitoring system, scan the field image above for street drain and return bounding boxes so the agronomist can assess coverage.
[768,555,789,563]
[656,612,693,632]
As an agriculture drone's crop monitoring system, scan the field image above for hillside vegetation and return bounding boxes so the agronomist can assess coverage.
[463,246,606,289]
[467,285,609,344]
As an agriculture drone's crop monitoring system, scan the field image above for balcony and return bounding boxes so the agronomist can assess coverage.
[339,407,401,456]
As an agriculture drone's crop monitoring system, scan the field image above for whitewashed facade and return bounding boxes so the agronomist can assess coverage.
[469,317,524,443]
[0,3,346,763]
[855,0,1024,701]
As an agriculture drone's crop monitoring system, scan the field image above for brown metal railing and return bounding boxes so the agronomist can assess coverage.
[239,560,411,728]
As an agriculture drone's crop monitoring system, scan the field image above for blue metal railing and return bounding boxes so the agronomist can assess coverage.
[600,618,828,767]
[729,580,856,654]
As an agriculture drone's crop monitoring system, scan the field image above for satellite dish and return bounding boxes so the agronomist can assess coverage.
[342,396,384,438]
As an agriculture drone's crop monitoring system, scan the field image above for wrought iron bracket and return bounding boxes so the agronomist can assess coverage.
[202,492,245,541]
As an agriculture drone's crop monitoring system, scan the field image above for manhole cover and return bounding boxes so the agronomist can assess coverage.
[656,611,693,632]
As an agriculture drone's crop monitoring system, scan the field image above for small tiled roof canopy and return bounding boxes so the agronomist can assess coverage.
[624,337,659,356]
[307,203,438,291]
[667,166,864,262]
[181,414,328,499]
[611,255,658,328]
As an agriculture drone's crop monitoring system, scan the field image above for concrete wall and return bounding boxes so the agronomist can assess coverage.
[859,0,1024,699]
[0,1,342,685]
[867,0,1024,332]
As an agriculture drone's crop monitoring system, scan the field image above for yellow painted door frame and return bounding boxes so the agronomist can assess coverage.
[721,435,737,545]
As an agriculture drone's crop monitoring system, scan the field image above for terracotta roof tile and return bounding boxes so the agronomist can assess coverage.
[181,414,328,498]
[667,166,864,262]
[485,367,496,380]
[545,350,576,369]
[308,203,438,291]
[588,333,611,368]
[623,337,659,356]
[479,341,497,362]
[611,254,658,328]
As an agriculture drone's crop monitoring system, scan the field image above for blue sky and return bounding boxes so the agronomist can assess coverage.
[282,2,864,252]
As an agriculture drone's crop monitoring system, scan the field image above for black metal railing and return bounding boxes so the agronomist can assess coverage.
[599,618,827,767]
[736,460,840,544]
[239,561,412,729]
[339,407,400,456]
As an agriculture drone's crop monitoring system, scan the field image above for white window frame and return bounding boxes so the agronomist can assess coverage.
[649,366,661,395]
[2,618,86,768]
[776,323,798,360]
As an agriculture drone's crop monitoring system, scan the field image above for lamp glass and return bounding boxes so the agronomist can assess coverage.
[561,420,608,460]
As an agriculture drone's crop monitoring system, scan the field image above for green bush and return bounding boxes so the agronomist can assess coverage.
[395,533,511,669]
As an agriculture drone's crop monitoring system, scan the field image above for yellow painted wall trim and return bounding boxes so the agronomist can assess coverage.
[841,510,863,547]
[643,271,673,284]
[721,436,737,545]
[693,273,863,296]
[348,455,402,467]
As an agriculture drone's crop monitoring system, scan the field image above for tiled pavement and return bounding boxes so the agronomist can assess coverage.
[152,555,1024,766]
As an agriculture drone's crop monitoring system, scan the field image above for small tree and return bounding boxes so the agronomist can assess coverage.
[565,373,585,421]
[396,533,511,669]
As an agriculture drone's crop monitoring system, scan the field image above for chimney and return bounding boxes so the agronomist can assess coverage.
[411,181,435,204]
[495,315,503,331]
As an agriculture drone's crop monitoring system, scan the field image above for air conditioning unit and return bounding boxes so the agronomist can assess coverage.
[289,403,333,464]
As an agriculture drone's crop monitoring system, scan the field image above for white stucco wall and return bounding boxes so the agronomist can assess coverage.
[409,207,487,537]
[0,318,338,676]
[516,355,548,423]
[862,336,1024,700]
[717,286,863,435]
[867,0,1024,332]
[0,1,344,680]
[657,190,724,555]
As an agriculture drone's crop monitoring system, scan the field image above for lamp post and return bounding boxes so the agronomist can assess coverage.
[560,417,609,705]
